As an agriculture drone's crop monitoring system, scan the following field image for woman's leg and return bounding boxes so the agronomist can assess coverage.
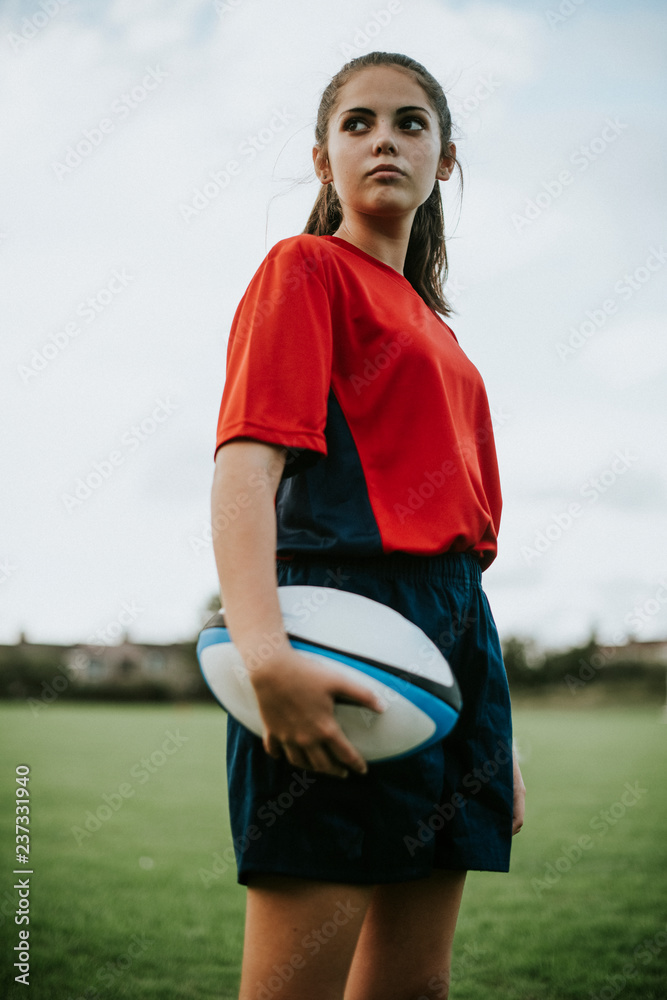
[238,873,376,1000]
[343,869,467,1000]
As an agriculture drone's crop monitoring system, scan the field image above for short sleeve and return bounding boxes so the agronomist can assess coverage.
[214,237,333,472]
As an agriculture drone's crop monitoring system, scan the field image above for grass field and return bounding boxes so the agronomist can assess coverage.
[1,700,665,1000]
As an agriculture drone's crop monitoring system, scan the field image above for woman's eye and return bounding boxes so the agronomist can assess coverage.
[342,115,427,132]
[401,116,427,131]
[343,117,368,132]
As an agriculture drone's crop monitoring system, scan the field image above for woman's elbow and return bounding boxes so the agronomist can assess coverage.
[212,439,287,504]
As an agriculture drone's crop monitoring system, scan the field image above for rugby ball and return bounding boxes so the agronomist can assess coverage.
[197,585,462,762]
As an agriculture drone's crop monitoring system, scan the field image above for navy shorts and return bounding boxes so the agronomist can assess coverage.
[225,550,514,885]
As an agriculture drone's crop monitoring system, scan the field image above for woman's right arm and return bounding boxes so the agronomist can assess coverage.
[210,439,385,779]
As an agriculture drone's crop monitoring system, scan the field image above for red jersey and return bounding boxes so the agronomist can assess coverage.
[215,234,502,569]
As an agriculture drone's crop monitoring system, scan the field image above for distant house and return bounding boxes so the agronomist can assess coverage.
[1,632,203,699]
[63,636,198,695]
[598,638,667,667]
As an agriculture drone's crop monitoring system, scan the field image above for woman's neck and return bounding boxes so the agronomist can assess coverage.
[331,215,415,275]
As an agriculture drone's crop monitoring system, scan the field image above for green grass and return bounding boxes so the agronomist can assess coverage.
[453,703,667,1000]
[0,701,665,999]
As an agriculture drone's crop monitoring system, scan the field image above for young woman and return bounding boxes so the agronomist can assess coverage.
[211,51,526,1000]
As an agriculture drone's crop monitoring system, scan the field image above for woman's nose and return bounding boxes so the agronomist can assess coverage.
[373,126,397,155]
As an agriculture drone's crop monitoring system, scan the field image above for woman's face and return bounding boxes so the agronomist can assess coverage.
[314,65,455,224]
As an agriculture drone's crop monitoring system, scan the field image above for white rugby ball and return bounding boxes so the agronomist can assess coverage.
[197,585,461,762]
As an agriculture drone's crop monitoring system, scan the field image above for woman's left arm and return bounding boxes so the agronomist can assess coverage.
[512,750,526,835]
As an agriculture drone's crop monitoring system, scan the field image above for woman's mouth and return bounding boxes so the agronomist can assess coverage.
[367,165,405,179]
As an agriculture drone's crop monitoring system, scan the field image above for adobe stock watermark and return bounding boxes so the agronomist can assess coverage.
[564,643,619,695]
[214,570,352,683]
[235,248,325,336]
[281,569,352,627]
[403,740,513,856]
[198,769,318,887]
[22,599,143,715]
[348,331,413,396]
[25,670,75,717]
[255,898,363,999]
[67,934,153,1000]
[590,923,667,1000]
[61,396,179,513]
[189,458,284,556]
[531,781,647,896]
[512,117,629,234]
[352,610,476,727]
[521,447,639,565]
[179,107,295,222]
[71,730,190,845]
[6,0,71,55]
[626,579,667,633]
[565,579,667,693]
[393,405,511,525]
[25,599,144,715]
[416,943,487,999]
[52,66,168,180]
[339,2,403,60]
[18,268,135,384]
[0,890,22,931]
[445,276,467,305]
[450,74,501,134]
[84,599,144,647]
[189,433,317,557]
[0,558,18,585]
[213,0,246,13]
[546,0,587,28]
[555,245,667,360]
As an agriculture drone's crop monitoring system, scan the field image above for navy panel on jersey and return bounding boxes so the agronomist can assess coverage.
[276,390,383,555]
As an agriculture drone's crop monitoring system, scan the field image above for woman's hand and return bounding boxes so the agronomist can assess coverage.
[250,647,386,779]
[512,749,526,835]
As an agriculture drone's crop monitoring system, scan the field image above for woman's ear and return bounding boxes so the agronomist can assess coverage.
[312,145,332,185]
[436,142,456,182]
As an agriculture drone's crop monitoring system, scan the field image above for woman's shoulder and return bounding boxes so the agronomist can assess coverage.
[264,232,330,266]
[252,234,337,295]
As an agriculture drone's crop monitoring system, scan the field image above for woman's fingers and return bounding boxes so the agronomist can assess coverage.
[276,735,357,778]
[303,744,350,779]
[264,732,283,759]
[323,726,369,775]
[511,753,526,835]
[257,655,388,777]
[264,730,363,779]
[334,677,387,715]
[281,743,311,771]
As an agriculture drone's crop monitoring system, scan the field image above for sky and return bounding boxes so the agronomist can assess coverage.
[1,0,666,652]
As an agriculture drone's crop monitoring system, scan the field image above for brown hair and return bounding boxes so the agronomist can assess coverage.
[303,51,463,316]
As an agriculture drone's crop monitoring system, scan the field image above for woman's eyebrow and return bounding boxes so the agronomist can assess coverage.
[338,105,432,119]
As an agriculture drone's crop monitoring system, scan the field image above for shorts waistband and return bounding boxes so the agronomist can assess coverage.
[277,550,482,585]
